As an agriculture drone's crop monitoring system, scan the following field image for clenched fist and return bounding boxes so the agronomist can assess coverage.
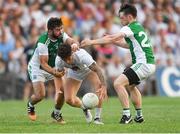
[71,43,79,52]
[53,69,65,77]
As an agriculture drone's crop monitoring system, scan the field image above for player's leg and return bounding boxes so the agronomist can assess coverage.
[86,71,104,125]
[27,81,46,121]
[126,85,144,123]
[23,81,32,100]
[47,80,54,99]
[126,63,155,123]
[64,78,82,107]
[64,77,92,123]
[113,73,132,124]
[50,78,66,124]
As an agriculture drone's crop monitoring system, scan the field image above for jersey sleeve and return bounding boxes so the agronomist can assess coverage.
[77,49,95,67]
[55,56,64,71]
[37,43,48,55]
[120,26,134,37]
[62,32,70,43]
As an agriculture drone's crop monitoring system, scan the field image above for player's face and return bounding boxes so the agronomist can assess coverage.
[52,26,63,39]
[119,12,129,26]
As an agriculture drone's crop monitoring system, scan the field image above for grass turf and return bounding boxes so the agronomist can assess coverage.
[0,97,180,133]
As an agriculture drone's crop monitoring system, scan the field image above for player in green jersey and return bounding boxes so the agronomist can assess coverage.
[27,17,79,123]
[81,3,156,124]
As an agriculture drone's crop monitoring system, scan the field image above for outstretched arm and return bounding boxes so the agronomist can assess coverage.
[81,32,128,48]
[113,38,129,49]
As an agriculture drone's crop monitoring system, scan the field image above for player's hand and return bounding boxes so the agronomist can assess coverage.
[71,43,79,52]
[80,39,92,47]
[96,85,108,101]
[53,69,65,77]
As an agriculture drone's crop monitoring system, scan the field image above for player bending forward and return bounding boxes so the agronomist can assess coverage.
[55,44,107,124]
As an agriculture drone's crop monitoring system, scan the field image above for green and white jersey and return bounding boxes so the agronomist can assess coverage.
[28,32,69,69]
[120,21,155,64]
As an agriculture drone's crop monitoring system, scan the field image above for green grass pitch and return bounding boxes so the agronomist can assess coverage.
[0,97,180,133]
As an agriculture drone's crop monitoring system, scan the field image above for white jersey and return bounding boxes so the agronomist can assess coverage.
[55,49,95,80]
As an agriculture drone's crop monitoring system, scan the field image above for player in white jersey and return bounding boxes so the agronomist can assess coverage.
[81,4,156,124]
[55,44,107,124]
[27,17,79,123]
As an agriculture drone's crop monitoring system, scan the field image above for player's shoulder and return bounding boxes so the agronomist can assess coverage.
[75,49,89,56]
[37,32,49,44]
[56,55,63,61]
[55,55,64,64]
[128,21,144,30]
[74,49,92,61]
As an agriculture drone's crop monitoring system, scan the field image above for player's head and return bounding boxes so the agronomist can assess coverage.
[57,44,73,64]
[118,3,137,26]
[47,17,63,39]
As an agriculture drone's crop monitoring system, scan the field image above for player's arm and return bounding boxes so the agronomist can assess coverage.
[113,38,129,49]
[89,62,107,99]
[63,32,79,51]
[39,55,54,74]
[81,26,133,49]
[65,37,79,46]
[89,62,107,88]
[38,44,65,77]
[80,49,107,99]
[81,32,125,46]
[39,55,65,77]
[80,50,106,86]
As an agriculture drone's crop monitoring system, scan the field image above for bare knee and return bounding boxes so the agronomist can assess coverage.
[65,97,74,105]
[114,75,129,90]
[35,93,45,101]
[114,79,122,90]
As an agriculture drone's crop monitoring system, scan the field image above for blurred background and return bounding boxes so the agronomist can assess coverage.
[0,0,179,100]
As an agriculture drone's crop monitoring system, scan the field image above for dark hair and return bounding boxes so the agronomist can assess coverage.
[47,17,63,30]
[57,44,72,60]
[119,3,137,18]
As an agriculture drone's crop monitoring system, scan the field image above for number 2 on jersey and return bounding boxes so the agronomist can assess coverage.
[138,31,151,47]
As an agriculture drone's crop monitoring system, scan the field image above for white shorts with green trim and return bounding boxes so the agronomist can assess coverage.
[130,63,156,81]
[28,65,54,83]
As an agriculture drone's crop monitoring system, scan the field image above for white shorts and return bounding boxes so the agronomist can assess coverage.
[123,63,156,85]
[131,63,156,80]
[28,65,54,83]
[66,68,91,81]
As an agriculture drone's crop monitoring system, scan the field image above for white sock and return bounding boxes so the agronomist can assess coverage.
[136,108,143,117]
[94,108,102,119]
[122,109,130,117]
[54,108,61,115]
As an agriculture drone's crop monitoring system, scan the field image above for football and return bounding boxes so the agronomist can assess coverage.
[82,93,99,109]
